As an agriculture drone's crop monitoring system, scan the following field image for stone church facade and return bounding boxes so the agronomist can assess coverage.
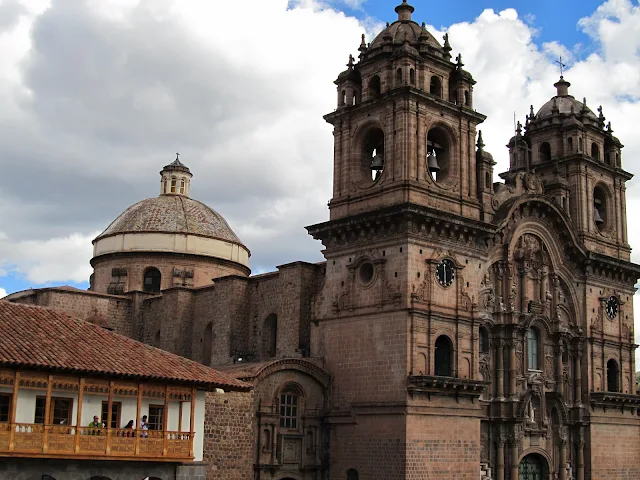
[7,2,640,479]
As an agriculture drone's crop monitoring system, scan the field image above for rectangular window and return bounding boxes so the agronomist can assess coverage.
[101,401,122,429]
[527,329,539,370]
[148,405,164,431]
[279,394,298,429]
[34,396,73,424]
[0,394,11,422]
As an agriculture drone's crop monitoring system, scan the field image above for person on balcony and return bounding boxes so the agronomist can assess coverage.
[124,419,135,437]
[88,415,104,435]
[140,415,149,438]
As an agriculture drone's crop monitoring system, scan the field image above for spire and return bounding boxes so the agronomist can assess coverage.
[358,33,367,55]
[598,105,606,128]
[395,0,414,22]
[442,32,452,58]
[529,104,535,118]
[477,130,485,149]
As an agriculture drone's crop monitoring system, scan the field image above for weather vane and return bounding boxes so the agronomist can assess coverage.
[556,56,566,77]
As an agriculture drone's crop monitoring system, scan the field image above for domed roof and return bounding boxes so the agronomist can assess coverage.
[94,195,244,246]
[369,2,441,51]
[535,77,597,122]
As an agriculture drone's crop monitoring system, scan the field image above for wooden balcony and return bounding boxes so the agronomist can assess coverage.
[0,423,193,461]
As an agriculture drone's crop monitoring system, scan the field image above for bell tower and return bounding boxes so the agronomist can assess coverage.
[308,2,490,479]
[325,0,490,222]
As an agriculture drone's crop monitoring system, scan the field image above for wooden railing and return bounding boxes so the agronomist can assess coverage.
[0,423,192,460]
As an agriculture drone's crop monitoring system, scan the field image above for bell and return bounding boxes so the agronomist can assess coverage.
[594,207,604,225]
[427,151,440,173]
[370,153,384,171]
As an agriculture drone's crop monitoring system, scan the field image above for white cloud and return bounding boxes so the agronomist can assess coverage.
[0,231,97,285]
[0,288,6,299]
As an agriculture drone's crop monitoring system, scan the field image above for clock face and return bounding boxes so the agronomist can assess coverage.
[435,259,455,287]
[606,296,619,320]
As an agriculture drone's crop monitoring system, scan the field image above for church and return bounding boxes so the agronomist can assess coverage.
[6,1,640,479]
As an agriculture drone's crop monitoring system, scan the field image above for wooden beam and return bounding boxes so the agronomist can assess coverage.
[106,380,114,454]
[162,384,169,456]
[75,378,84,453]
[189,387,196,458]
[8,371,19,451]
[42,374,53,453]
[178,401,183,433]
[134,383,142,455]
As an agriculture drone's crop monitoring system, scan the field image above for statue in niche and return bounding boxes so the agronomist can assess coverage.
[526,400,535,423]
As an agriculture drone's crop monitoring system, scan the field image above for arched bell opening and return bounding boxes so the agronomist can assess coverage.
[426,126,452,183]
[369,75,381,99]
[607,358,620,392]
[539,142,551,163]
[434,335,453,377]
[430,75,442,97]
[361,128,385,183]
[593,184,609,231]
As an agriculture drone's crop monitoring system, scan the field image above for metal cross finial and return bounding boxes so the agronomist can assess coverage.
[556,56,566,78]
[175,152,180,160]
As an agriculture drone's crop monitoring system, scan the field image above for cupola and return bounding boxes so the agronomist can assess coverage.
[160,153,193,196]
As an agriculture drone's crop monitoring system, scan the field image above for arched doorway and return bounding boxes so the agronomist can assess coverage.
[434,335,452,377]
[519,453,546,480]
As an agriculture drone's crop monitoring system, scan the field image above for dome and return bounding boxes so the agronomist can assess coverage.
[95,195,244,246]
[535,77,597,122]
[369,2,441,51]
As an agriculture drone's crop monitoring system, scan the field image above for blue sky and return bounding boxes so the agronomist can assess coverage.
[1,0,639,298]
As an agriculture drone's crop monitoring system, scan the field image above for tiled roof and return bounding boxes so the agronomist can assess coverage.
[94,195,244,246]
[0,301,250,391]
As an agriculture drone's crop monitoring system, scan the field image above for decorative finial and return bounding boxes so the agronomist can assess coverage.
[529,104,535,118]
[456,53,464,69]
[555,56,566,78]
[516,121,523,136]
[175,152,180,161]
[395,0,414,21]
[386,22,390,27]
[347,54,354,69]
[607,121,613,134]
[477,130,485,149]
[359,33,367,53]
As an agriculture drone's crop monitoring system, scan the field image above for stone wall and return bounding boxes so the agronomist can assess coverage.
[203,390,254,480]
[588,408,640,480]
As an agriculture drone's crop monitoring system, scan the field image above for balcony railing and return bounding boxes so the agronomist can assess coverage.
[0,423,193,461]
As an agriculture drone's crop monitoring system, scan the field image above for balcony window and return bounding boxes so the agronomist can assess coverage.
[34,396,73,424]
[0,394,10,422]
[101,401,122,429]
[148,404,164,431]
[279,392,298,429]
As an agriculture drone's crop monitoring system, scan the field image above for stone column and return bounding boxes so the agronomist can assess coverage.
[508,338,517,397]
[496,340,505,399]
[555,344,564,397]
[574,347,582,405]
[558,438,567,480]
[576,439,585,480]
[510,439,519,480]
[496,438,505,480]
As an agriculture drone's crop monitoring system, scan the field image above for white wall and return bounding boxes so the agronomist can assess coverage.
[193,390,206,461]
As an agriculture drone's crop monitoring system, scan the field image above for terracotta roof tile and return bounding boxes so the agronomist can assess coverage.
[0,301,250,391]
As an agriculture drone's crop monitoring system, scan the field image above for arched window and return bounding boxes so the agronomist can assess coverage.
[479,327,489,353]
[180,178,185,194]
[434,335,452,377]
[279,385,300,429]
[341,90,346,105]
[143,268,161,293]
[429,75,442,97]
[352,90,358,105]
[262,314,277,358]
[163,179,168,194]
[591,142,600,160]
[203,322,213,366]
[594,185,608,230]
[607,359,619,392]
[396,68,403,86]
[527,328,539,370]
[485,172,491,189]
[539,142,551,162]
[170,177,177,193]
[464,90,469,106]
[409,68,415,85]
[567,137,573,153]
[369,75,381,98]
[347,469,359,480]
[154,329,160,347]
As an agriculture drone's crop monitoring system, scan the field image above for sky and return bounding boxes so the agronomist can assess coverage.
[1,0,640,355]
